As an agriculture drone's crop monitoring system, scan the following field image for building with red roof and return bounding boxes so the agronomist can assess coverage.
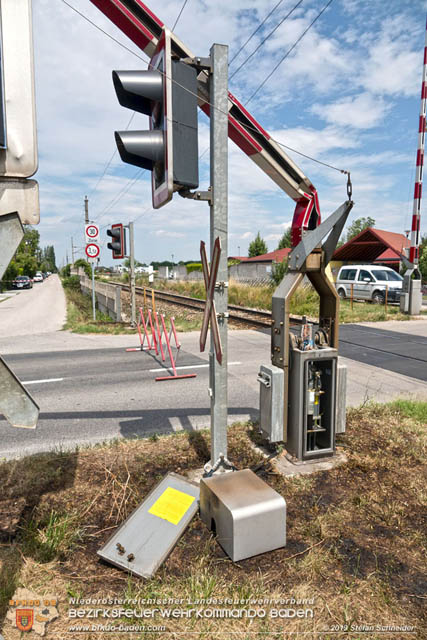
[332,228,409,271]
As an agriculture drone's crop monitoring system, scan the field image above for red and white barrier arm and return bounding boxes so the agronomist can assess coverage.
[409,14,427,266]
[89,0,320,245]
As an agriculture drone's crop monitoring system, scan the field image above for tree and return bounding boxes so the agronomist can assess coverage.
[42,245,57,272]
[74,258,91,278]
[419,234,427,282]
[277,227,292,250]
[346,216,375,243]
[2,226,40,283]
[123,258,144,269]
[419,246,427,282]
[248,232,268,257]
[272,259,288,285]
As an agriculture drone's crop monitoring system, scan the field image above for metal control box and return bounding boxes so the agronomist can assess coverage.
[400,272,422,315]
[287,346,337,461]
[258,364,284,442]
[200,469,286,561]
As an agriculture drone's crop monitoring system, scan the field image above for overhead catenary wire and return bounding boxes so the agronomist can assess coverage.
[228,0,288,66]
[64,0,189,217]
[95,167,146,224]
[60,0,347,231]
[172,0,189,31]
[59,0,145,61]
[88,112,136,199]
[61,0,347,177]
[245,0,335,105]
[229,0,304,80]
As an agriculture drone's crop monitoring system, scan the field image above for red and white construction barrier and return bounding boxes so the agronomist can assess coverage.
[127,307,197,382]
[126,307,158,354]
[155,314,197,382]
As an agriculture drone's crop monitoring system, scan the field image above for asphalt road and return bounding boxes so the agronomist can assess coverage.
[0,274,66,336]
[0,275,426,459]
[0,336,259,459]
[339,324,427,381]
[0,323,426,459]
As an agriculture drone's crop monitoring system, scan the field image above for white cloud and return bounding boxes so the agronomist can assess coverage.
[311,93,391,130]
[26,0,426,265]
[360,17,421,97]
[155,230,186,238]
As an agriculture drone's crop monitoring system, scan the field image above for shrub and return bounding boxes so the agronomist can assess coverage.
[186,262,203,274]
[271,259,288,286]
[62,275,81,290]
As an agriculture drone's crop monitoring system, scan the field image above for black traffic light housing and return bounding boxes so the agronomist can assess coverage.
[107,223,126,259]
[112,27,198,209]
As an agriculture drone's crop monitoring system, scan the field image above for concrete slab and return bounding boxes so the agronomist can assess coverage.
[273,450,348,477]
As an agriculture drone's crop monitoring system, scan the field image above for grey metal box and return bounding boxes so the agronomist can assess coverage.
[258,364,284,443]
[98,472,199,578]
[200,469,286,562]
[336,359,347,435]
[288,347,337,461]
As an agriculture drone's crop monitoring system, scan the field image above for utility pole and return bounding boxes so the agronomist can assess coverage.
[128,221,136,326]
[84,195,89,224]
[209,43,229,467]
[71,237,75,264]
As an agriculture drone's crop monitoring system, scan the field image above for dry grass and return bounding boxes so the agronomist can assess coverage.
[0,403,426,639]
[143,280,420,323]
[63,284,135,335]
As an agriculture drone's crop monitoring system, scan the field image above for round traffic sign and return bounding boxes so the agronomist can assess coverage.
[85,243,100,259]
[85,224,99,239]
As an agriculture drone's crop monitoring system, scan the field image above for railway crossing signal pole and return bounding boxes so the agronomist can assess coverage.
[209,43,229,468]
[181,43,229,470]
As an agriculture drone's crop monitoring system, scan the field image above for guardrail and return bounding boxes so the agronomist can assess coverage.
[79,275,122,321]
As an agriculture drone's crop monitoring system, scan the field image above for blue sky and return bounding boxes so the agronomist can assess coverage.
[32,0,427,267]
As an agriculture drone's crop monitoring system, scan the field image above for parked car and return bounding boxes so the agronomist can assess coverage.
[12,275,33,289]
[33,272,44,282]
[335,265,403,303]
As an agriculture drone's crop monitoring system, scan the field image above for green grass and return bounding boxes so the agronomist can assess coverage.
[62,283,135,334]
[387,399,427,423]
[21,510,84,563]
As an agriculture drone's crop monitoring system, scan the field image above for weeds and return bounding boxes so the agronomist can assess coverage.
[62,286,134,334]
[1,403,426,638]
[21,510,84,563]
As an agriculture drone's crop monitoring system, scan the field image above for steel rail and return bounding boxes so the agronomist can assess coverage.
[109,281,309,327]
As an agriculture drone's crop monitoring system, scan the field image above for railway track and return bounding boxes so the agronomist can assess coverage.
[111,282,307,328]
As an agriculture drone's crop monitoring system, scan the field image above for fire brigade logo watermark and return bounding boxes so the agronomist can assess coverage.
[16,609,34,632]
[6,588,58,636]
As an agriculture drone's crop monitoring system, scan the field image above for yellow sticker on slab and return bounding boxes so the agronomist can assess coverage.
[148,487,195,525]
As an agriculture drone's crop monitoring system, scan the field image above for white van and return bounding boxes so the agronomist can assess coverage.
[335,265,403,303]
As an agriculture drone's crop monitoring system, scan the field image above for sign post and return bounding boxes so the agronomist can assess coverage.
[85,233,100,322]
[128,221,136,326]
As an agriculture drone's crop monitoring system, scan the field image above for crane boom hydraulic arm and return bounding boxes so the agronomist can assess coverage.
[89,0,321,245]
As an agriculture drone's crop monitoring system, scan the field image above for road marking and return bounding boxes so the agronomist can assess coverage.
[22,377,64,385]
[149,361,242,373]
